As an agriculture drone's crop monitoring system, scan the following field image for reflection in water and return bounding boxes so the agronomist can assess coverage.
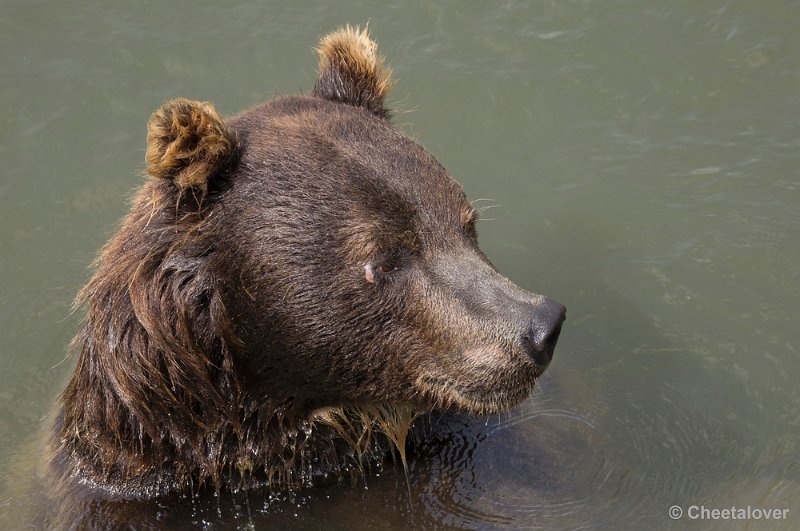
[414,406,599,528]
[1,0,799,528]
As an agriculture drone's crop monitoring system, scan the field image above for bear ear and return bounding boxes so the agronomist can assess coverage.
[313,25,395,119]
[145,98,236,196]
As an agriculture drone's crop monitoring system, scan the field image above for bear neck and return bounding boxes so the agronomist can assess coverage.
[55,336,415,499]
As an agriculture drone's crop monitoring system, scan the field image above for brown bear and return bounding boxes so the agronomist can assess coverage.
[46,25,565,520]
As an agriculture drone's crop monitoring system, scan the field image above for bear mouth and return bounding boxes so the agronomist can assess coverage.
[415,369,538,416]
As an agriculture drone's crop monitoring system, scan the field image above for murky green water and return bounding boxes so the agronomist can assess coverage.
[2,1,798,529]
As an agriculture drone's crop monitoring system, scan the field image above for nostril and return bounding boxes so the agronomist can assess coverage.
[526,310,565,352]
[544,321,563,348]
[521,300,566,366]
[522,332,554,367]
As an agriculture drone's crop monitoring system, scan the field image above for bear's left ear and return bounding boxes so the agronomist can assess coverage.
[145,98,237,197]
[313,26,395,119]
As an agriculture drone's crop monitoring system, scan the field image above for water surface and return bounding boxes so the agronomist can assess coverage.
[1,1,798,529]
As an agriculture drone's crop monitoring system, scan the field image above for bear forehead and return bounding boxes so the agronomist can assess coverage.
[226,95,474,232]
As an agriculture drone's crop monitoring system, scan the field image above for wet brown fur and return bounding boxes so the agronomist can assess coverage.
[49,28,423,507]
[51,174,417,499]
[46,27,563,524]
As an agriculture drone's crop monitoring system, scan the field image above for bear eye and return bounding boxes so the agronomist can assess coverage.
[364,258,400,284]
[376,262,396,274]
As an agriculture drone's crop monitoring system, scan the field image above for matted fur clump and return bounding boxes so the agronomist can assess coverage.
[43,25,565,528]
[145,97,237,194]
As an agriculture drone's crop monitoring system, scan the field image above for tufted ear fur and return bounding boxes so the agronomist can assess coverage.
[145,98,237,197]
[313,25,395,119]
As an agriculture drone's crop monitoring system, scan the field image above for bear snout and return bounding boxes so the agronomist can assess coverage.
[521,298,566,368]
[424,250,566,377]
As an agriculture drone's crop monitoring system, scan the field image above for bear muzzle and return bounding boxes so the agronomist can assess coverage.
[410,251,566,414]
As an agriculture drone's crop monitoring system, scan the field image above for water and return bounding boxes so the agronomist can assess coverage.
[1,1,798,529]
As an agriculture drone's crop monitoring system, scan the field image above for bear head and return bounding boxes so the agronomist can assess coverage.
[54,26,565,500]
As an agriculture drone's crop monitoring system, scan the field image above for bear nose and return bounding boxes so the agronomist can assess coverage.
[521,298,566,367]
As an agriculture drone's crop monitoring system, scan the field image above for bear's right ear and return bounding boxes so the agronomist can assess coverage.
[313,26,395,119]
[145,98,237,197]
